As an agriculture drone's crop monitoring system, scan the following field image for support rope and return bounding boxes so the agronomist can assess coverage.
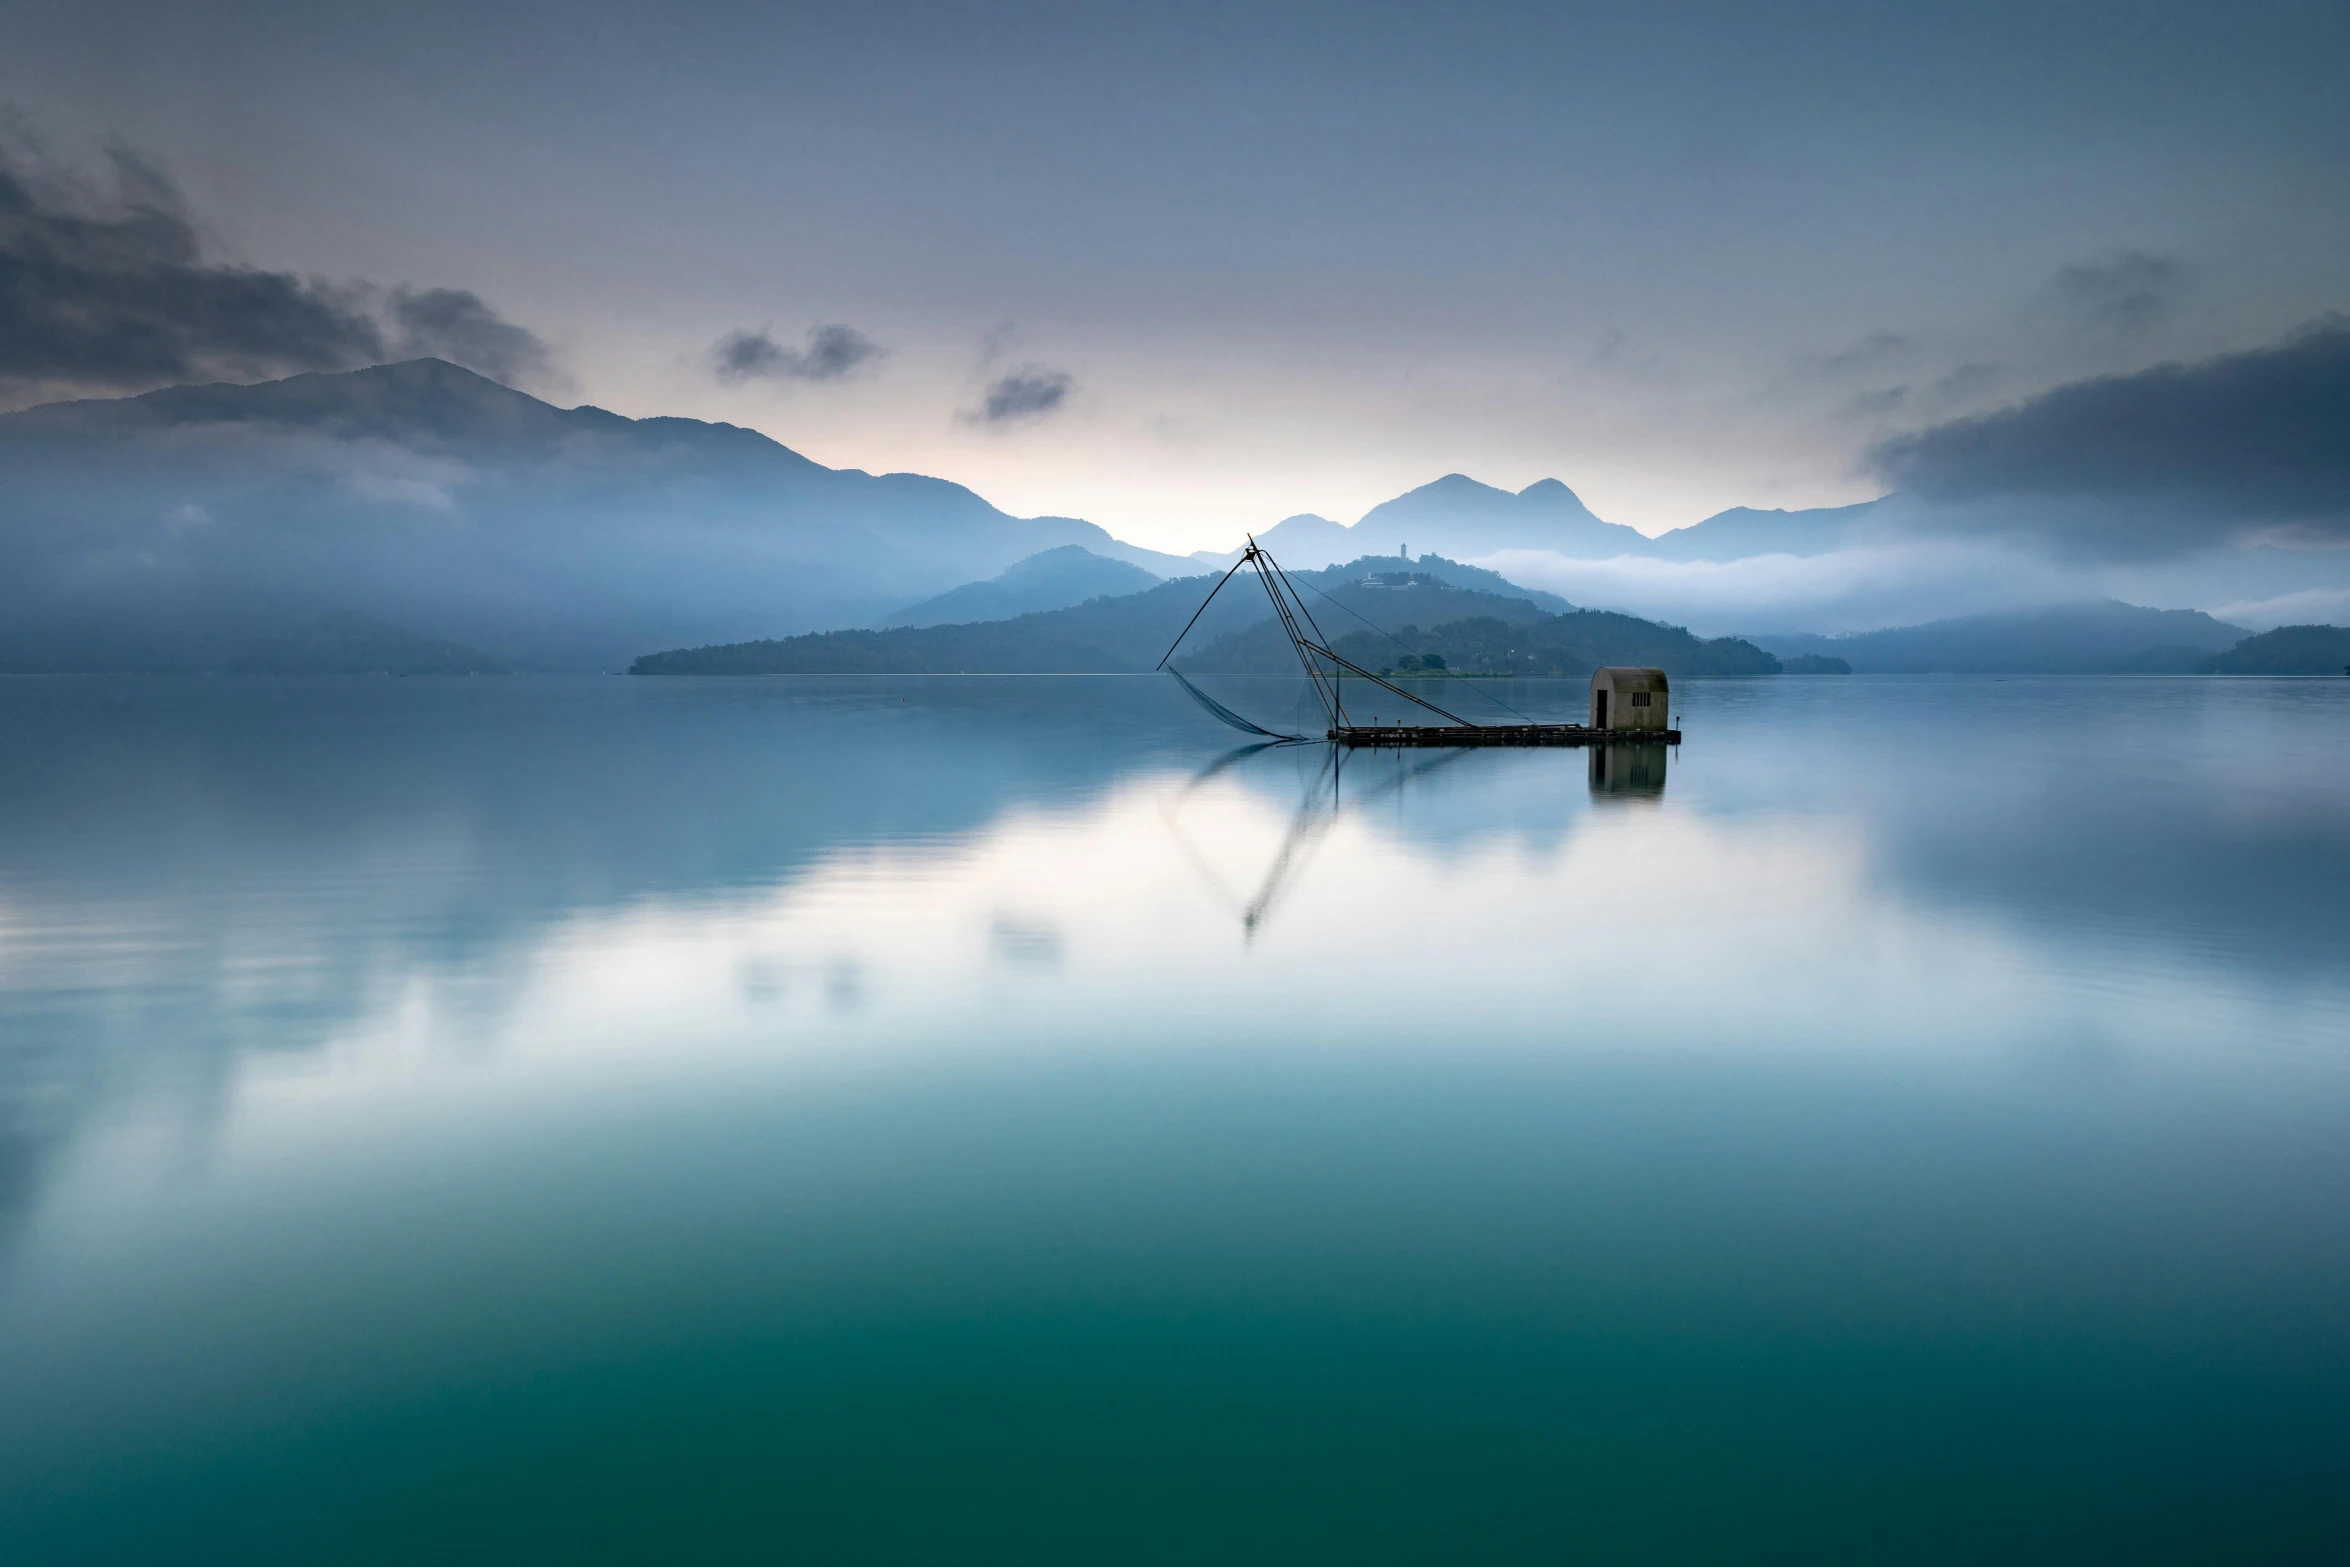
[1289,574,1544,726]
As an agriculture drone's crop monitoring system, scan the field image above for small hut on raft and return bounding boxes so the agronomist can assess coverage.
[1589,667,1668,732]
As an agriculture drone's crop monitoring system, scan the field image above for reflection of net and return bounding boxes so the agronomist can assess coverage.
[1167,669,1306,740]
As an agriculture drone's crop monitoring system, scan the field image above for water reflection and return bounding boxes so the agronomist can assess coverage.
[2,674,2347,1257]
[1165,744,1495,942]
[1588,742,1670,799]
[2,674,2349,1561]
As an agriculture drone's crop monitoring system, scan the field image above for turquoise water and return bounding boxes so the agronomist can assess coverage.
[1,673,2346,1563]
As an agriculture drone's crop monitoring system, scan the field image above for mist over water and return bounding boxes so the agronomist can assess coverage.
[2,674,2347,1563]
[1481,534,2350,636]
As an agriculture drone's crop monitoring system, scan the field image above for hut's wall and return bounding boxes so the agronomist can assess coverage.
[1589,667,1669,731]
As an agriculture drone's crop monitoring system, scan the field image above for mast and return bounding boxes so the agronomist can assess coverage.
[1260,548,1348,728]
[1242,538,1341,730]
[1241,538,1476,732]
[1160,540,1495,739]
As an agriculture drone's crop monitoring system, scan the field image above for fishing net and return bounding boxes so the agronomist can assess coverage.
[1166,668,1307,740]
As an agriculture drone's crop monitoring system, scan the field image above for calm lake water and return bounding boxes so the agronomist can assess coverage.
[2,673,2346,1563]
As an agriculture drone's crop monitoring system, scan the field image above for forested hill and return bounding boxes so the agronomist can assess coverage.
[2200,624,2350,673]
[630,555,1769,676]
[1182,608,1780,678]
[630,572,1228,674]
[627,559,1534,675]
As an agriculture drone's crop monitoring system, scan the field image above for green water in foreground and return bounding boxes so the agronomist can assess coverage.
[1,673,2345,1562]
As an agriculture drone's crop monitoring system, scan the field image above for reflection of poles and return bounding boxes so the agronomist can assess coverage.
[1242,746,1338,939]
[1157,743,1314,930]
[1161,739,1478,944]
[1183,740,1286,792]
[1158,744,1337,943]
[1244,745,1472,938]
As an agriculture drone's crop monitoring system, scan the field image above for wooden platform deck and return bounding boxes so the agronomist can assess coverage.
[1331,724,1680,748]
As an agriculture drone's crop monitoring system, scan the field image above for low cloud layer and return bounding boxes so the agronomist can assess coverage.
[964,367,1072,426]
[709,322,880,384]
[1479,532,2350,638]
[0,137,549,401]
[1867,319,2350,557]
[1483,541,2080,637]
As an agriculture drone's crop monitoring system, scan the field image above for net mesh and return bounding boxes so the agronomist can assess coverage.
[1166,669,1307,740]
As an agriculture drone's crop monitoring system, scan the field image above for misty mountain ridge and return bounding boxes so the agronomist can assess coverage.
[1641,502,1879,561]
[7,355,695,454]
[1753,599,2250,674]
[881,543,1581,632]
[5,358,2330,676]
[1358,474,1655,558]
[0,359,1193,670]
[630,553,1780,679]
[633,555,1551,675]
[225,611,511,675]
[1191,476,1878,572]
[885,545,1162,628]
[641,576,2333,681]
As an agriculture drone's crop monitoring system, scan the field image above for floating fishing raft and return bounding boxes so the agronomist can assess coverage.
[1326,722,1677,748]
[1158,540,1682,747]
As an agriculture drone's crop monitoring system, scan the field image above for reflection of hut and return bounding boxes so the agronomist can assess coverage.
[1589,743,1668,799]
[1589,667,1668,731]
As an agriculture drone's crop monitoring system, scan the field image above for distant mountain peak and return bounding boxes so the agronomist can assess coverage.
[1354,470,1641,557]
[1515,477,1585,506]
[882,544,1163,629]
[1392,473,1514,504]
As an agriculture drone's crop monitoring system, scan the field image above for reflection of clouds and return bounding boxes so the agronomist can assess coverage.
[0,674,1193,1250]
[1683,678,2350,987]
[989,915,1065,971]
[298,774,2316,1167]
[825,959,867,1014]
[3,677,2348,1280]
[0,824,519,1254]
[737,956,786,1005]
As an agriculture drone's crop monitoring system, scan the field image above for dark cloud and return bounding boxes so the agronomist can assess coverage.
[709,323,880,384]
[1868,318,2350,555]
[390,287,552,386]
[2047,252,2188,338]
[0,136,549,399]
[964,367,1073,426]
[0,143,381,389]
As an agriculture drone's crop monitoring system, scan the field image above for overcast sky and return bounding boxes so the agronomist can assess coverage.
[5,0,2346,550]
